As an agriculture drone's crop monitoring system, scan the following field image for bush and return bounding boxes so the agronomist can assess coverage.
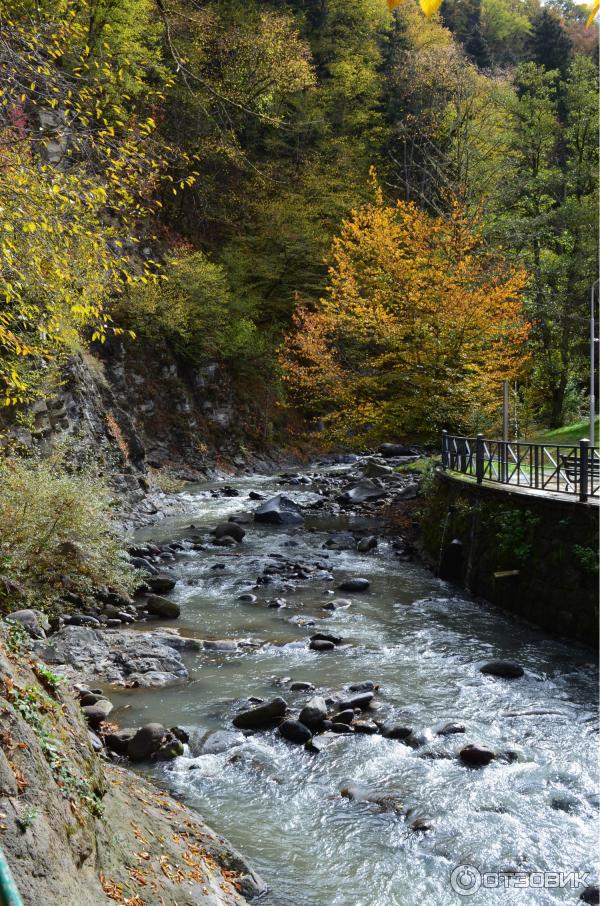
[0,455,136,614]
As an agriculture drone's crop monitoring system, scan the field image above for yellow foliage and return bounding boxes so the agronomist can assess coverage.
[281,193,529,443]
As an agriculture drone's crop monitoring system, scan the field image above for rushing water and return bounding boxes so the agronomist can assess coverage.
[111,470,599,906]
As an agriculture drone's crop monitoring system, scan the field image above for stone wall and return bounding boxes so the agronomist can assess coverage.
[421,471,599,645]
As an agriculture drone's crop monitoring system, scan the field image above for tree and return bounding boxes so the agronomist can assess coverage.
[489,57,598,425]
[281,188,529,444]
[528,8,572,75]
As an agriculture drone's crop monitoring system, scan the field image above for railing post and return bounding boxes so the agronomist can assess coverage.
[476,433,484,484]
[441,430,449,470]
[534,443,539,490]
[579,438,589,502]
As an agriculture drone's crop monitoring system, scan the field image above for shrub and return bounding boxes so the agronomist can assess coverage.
[0,455,136,614]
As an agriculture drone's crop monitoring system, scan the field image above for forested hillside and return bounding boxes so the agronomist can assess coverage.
[1,0,597,444]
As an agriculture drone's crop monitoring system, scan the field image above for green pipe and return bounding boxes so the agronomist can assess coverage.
[0,847,23,906]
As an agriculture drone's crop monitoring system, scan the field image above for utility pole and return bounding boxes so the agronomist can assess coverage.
[591,280,598,447]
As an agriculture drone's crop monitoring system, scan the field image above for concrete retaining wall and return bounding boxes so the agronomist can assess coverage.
[421,472,599,645]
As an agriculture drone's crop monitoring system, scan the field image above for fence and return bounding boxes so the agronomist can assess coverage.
[441,432,600,502]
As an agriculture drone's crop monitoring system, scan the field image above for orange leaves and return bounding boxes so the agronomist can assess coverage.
[281,196,529,443]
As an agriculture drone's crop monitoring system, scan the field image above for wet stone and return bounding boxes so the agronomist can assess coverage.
[232,697,287,730]
[309,639,335,652]
[459,744,496,767]
[480,660,524,679]
[279,719,312,744]
[337,578,370,593]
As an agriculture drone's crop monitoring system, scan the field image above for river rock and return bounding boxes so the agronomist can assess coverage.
[580,885,600,904]
[396,482,419,499]
[213,522,245,542]
[353,720,379,734]
[323,597,351,611]
[145,574,177,593]
[337,578,370,593]
[337,692,374,711]
[203,639,238,651]
[310,632,342,645]
[128,723,167,761]
[348,680,376,692]
[146,595,181,619]
[238,593,257,603]
[459,744,496,767]
[232,697,287,729]
[309,639,335,652]
[331,722,354,734]
[279,719,312,744]
[81,698,113,727]
[299,696,327,730]
[199,730,246,755]
[338,480,386,504]
[361,460,394,478]
[357,536,378,552]
[105,728,136,755]
[480,660,524,678]
[254,495,304,525]
[155,738,185,760]
[381,722,413,740]
[334,709,355,725]
[436,722,466,736]
[7,609,50,640]
[324,532,355,550]
[79,691,100,706]
[290,681,315,692]
[379,443,416,457]
[33,626,189,687]
[130,556,159,574]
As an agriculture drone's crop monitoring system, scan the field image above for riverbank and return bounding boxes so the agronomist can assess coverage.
[0,622,265,906]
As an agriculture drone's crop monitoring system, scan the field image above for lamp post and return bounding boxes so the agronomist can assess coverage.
[591,279,599,447]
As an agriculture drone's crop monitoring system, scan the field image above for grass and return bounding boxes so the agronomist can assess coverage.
[527,417,599,446]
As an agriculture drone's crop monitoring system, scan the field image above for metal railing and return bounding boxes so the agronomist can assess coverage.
[441,431,600,502]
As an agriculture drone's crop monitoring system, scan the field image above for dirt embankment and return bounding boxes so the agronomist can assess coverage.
[0,626,264,906]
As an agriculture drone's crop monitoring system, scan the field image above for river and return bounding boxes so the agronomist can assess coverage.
[110,467,598,906]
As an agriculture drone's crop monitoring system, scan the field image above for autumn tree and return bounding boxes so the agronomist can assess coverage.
[281,188,529,444]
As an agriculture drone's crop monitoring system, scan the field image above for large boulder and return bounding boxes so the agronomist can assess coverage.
[128,723,167,761]
[105,728,137,755]
[299,696,328,731]
[254,495,304,525]
[213,523,245,542]
[337,480,386,504]
[361,460,394,478]
[232,697,287,729]
[146,595,181,619]
[480,660,524,679]
[33,626,189,687]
